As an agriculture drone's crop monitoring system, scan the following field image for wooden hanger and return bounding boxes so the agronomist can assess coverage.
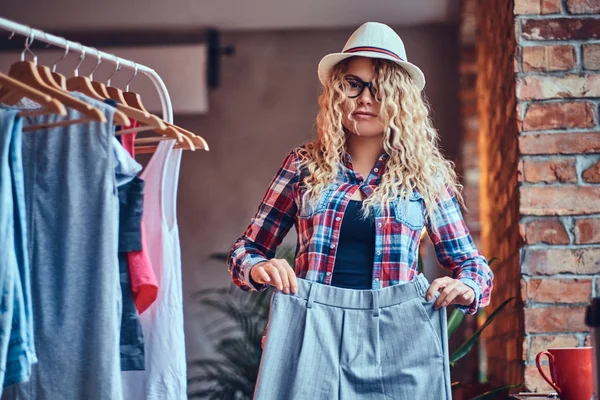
[34,34,64,91]
[0,34,107,125]
[65,48,130,127]
[94,59,182,140]
[120,67,208,151]
[0,72,98,133]
[0,72,66,117]
[0,60,108,126]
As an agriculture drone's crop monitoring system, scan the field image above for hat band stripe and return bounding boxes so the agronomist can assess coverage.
[344,46,404,61]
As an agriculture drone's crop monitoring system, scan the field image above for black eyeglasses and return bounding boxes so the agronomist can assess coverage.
[344,77,377,99]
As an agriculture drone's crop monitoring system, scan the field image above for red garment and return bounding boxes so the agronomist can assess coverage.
[122,123,159,314]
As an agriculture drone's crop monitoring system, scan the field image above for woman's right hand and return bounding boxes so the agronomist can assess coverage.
[250,259,298,294]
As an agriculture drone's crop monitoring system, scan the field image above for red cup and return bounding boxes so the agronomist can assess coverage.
[535,347,593,400]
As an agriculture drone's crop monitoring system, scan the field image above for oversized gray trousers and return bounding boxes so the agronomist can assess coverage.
[254,274,452,400]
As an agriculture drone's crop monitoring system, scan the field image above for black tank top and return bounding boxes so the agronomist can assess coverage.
[330,200,376,290]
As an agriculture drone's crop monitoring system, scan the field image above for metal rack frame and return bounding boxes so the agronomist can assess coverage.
[0,17,173,123]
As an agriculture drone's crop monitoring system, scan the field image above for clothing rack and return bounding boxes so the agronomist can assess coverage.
[0,17,173,123]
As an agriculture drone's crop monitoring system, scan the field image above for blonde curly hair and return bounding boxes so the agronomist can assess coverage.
[297,58,464,231]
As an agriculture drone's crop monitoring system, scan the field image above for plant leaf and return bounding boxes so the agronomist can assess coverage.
[450,297,515,367]
[469,383,521,400]
[487,257,499,267]
[208,252,230,261]
[447,309,465,337]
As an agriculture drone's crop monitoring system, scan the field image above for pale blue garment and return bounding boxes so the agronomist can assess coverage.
[1,93,140,400]
[0,110,22,392]
[255,274,452,400]
[0,109,36,391]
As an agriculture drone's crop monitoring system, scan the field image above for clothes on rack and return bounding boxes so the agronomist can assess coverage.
[118,126,159,315]
[0,19,199,399]
[115,117,146,372]
[116,172,146,371]
[105,100,147,372]
[1,93,140,400]
[0,110,36,392]
[122,141,187,400]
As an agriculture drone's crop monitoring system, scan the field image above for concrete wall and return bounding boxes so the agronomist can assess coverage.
[151,25,462,362]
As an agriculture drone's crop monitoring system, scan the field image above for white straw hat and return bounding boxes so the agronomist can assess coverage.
[317,22,426,91]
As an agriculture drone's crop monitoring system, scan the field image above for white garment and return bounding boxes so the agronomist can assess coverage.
[121,140,187,399]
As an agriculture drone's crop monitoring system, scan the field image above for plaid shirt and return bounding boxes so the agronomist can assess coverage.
[227,147,493,314]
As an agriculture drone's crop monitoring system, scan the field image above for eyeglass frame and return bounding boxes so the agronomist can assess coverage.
[344,76,377,99]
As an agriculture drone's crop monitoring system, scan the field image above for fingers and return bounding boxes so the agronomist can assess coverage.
[251,264,271,285]
[250,259,298,294]
[265,263,284,292]
[284,260,299,294]
[426,277,451,301]
[273,259,290,294]
[434,282,461,310]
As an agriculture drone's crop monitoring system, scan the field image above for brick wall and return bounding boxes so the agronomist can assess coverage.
[476,0,524,389]
[515,0,600,391]
[474,0,600,393]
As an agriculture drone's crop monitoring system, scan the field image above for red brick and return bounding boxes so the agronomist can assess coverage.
[521,18,600,41]
[583,160,600,183]
[521,186,600,215]
[575,218,600,244]
[519,133,600,155]
[524,278,592,303]
[520,218,570,244]
[522,248,600,274]
[517,75,600,100]
[528,335,580,361]
[584,44,600,70]
[515,0,562,14]
[567,0,600,13]
[521,102,595,131]
[524,306,588,333]
[524,364,555,392]
[522,45,576,72]
[521,158,577,183]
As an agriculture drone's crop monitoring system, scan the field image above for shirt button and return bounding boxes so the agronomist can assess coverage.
[335,216,341,221]
[374,168,379,172]
[331,244,336,249]
[377,222,382,228]
[374,278,379,282]
[326,271,331,276]
[376,250,381,255]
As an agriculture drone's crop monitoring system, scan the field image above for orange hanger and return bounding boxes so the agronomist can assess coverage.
[121,65,209,153]
[0,71,66,117]
[48,38,69,90]
[65,47,130,127]
[0,32,106,127]
[105,60,181,139]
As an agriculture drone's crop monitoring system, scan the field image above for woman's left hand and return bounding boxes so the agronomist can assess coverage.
[426,277,476,310]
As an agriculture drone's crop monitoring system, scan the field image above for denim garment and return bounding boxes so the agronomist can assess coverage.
[104,99,146,371]
[2,93,139,400]
[117,177,145,371]
[0,109,36,390]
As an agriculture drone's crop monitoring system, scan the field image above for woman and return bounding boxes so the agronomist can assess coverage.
[227,22,494,399]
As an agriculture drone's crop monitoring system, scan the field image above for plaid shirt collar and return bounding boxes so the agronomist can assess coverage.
[341,151,389,196]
